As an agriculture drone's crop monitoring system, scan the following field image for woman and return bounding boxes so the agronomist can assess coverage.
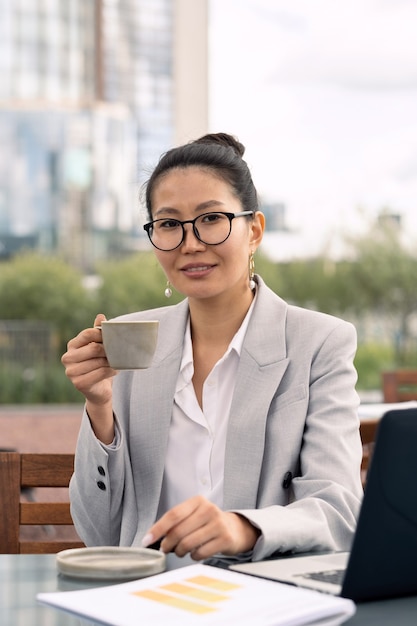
[62,132,363,566]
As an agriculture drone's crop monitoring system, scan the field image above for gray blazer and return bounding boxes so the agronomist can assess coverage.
[70,276,363,561]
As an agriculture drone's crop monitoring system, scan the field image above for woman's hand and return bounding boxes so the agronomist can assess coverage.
[61,314,117,443]
[142,495,260,560]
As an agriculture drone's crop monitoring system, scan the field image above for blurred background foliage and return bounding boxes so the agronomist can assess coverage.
[95,253,184,320]
[1,218,417,403]
[0,253,95,351]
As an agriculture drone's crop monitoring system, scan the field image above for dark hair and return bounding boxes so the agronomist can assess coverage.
[143,132,259,220]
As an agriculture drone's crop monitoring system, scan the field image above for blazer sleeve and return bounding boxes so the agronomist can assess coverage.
[69,409,138,547]
[232,319,363,561]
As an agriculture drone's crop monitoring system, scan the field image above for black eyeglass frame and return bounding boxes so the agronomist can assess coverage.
[143,210,254,251]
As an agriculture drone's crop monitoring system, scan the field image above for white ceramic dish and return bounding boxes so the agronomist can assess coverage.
[56,547,166,580]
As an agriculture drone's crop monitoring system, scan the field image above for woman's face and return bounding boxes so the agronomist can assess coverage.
[150,167,264,302]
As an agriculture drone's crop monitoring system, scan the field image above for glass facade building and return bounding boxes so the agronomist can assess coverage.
[0,0,174,270]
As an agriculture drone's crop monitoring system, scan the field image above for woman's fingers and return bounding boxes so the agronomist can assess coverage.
[94,313,107,328]
[142,496,202,550]
[64,326,103,354]
[61,318,117,403]
[142,496,259,560]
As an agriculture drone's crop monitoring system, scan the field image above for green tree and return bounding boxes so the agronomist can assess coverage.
[94,252,183,320]
[277,259,332,311]
[345,218,417,364]
[261,256,353,315]
[252,251,283,294]
[0,252,93,352]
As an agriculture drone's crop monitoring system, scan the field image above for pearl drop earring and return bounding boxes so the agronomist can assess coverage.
[249,252,256,291]
[164,281,172,298]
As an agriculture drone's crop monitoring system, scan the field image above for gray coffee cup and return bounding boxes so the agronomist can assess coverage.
[100,320,159,370]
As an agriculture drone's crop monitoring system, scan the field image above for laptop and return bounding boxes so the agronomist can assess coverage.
[231,408,417,602]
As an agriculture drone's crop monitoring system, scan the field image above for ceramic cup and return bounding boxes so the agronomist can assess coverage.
[100,320,159,370]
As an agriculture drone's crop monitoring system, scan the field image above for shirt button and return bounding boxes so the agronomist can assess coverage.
[98,466,106,476]
[97,480,106,491]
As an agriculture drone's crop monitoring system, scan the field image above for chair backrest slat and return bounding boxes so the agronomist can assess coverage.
[0,451,85,554]
[21,453,75,487]
[0,452,20,553]
[20,502,75,525]
[359,420,379,487]
[382,370,417,403]
[20,540,84,554]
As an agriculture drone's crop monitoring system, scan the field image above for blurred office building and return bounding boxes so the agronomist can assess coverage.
[0,0,208,270]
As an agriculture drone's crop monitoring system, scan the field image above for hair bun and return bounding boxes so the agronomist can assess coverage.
[193,133,245,158]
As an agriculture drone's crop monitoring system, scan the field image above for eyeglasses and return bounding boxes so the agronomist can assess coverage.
[143,211,254,251]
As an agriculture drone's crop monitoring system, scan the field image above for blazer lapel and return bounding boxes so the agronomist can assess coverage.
[129,300,189,534]
[224,279,290,509]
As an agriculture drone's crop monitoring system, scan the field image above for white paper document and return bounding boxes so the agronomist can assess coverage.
[37,563,355,626]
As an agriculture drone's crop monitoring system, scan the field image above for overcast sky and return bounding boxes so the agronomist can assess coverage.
[208,0,417,258]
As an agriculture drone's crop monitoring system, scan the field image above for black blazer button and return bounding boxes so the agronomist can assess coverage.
[98,466,106,476]
[282,471,293,489]
[97,480,106,491]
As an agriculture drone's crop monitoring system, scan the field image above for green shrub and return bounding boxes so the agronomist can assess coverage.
[0,362,84,404]
[94,252,183,319]
[0,252,94,353]
[354,342,396,390]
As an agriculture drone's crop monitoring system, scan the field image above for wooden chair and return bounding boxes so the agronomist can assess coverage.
[0,451,84,553]
[382,370,417,403]
[360,419,380,487]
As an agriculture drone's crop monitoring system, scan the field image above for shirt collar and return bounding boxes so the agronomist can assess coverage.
[179,290,258,379]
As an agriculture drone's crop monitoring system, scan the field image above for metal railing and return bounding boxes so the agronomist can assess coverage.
[0,321,56,367]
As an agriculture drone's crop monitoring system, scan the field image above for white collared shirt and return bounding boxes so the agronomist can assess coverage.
[157,294,256,518]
